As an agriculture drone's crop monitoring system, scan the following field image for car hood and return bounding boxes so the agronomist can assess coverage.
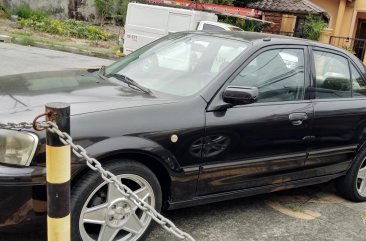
[0,69,177,122]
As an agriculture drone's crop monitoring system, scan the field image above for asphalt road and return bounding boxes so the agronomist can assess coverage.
[0,43,365,241]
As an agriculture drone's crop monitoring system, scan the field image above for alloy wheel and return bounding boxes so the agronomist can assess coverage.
[357,158,366,197]
[79,174,155,241]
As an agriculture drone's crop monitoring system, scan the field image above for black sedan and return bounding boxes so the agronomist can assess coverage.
[1,31,366,241]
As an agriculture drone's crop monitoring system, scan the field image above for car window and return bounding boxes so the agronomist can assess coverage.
[202,24,225,31]
[211,45,246,73]
[106,33,249,96]
[313,51,351,99]
[230,48,305,103]
[351,64,366,98]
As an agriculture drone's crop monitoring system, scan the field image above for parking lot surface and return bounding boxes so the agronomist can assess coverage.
[0,43,365,241]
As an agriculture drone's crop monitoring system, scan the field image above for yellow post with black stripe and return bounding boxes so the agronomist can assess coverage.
[46,103,71,241]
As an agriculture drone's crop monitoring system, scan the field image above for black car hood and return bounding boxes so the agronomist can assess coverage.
[0,70,176,122]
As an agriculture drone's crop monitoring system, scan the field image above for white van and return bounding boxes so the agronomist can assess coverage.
[122,3,242,55]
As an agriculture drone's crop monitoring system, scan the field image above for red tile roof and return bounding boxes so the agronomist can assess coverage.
[247,0,327,15]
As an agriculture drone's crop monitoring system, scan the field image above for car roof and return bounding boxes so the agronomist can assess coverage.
[192,30,328,47]
[188,30,365,68]
[199,21,242,30]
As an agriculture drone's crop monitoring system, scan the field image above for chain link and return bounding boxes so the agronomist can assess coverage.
[0,121,195,241]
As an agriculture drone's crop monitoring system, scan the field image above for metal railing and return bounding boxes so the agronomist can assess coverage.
[329,36,366,62]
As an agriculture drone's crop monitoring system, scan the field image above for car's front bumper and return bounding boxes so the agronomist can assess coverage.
[0,164,47,232]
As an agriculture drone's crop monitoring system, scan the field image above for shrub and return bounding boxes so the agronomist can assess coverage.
[20,36,35,45]
[94,0,128,26]
[0,3,10,18]
[17,17,109,41]
[219,16,268,32]
[12,4,48,20]
[302,14,327,41]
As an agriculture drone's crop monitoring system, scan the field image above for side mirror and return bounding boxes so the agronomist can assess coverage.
[222,86,258,106]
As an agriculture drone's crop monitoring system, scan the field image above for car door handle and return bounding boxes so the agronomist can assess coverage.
[289,113,308,126]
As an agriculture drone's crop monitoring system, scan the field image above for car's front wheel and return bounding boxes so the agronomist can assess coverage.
[71,160,162,241]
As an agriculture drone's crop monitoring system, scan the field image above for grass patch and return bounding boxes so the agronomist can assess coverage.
[20,36,35,45]
[9,31,33,37]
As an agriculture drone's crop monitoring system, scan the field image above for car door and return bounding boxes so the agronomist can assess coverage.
[305,47,366,174]
[197,46,314,195]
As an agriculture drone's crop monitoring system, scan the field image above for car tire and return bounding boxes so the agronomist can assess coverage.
[71,159,162,241]
[336,146,366,202]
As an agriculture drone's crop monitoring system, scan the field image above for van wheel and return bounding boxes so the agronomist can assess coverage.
[71,160,162,241]
[336,147,366,202]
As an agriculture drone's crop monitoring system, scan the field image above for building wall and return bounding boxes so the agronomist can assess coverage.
[263,12,283,33]
[0,0,99,22]
[310,0,366,38]
[309,0,340,28]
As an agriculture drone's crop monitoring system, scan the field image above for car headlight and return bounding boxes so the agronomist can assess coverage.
[0,130,38,166]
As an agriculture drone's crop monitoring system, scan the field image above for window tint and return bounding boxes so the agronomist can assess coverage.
[351,64,366,97]
[230,49,305,103]
[314,51,351,99]
[202,24,225,31]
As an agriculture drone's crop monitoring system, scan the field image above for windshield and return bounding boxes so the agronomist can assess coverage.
[106,33,249,96]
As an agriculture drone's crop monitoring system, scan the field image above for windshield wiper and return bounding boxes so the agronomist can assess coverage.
[108,73,152,95]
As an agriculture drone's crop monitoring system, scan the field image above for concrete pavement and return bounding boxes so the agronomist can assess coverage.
[0,43,113,76]
[0,43,365,241]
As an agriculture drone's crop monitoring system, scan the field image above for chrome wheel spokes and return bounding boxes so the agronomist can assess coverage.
[79,174,155,241]
[357,163,366,197]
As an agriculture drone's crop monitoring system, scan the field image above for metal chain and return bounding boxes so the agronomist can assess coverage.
[0,121,196,241]
[0,122,34,129]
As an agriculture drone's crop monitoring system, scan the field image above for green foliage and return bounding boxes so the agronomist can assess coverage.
[233,0,262,7]
[12,4,48,20]
[20,36,35,45]
[302,14,327,41]
[17,17,109,41]
[0,3,10,18]
[94,0,128,25]
[219,16,268,32]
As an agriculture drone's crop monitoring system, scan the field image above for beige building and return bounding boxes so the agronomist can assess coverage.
[248,0,366,63]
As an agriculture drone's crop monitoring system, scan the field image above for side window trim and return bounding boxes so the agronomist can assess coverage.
[350,62,366,98]
[207,45,311,111]
[350,62,366,84]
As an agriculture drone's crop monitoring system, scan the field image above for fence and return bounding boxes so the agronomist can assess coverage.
[329,36,366,62]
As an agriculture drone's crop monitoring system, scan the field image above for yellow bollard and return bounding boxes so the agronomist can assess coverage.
[46,103,71,241]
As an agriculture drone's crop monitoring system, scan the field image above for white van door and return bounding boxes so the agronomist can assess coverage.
[167,13,192,34]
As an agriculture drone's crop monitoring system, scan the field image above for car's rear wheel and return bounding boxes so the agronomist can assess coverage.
[71,160,162,241]
[336,147,366,202]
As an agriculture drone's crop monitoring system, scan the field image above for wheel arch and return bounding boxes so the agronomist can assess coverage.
[71,151,172,209]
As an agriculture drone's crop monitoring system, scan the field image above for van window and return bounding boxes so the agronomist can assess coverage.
[202,24,225,31]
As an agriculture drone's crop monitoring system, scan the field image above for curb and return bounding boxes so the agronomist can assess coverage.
[11,37,119,60]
